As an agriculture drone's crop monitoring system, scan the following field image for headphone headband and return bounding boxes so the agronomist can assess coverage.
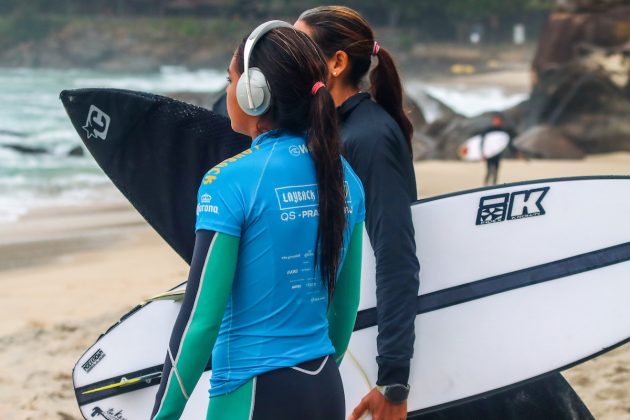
[242,20,293,110]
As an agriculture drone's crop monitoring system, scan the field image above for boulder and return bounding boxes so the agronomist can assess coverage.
[411,131,437,160]
[532,3,630,80]
[513,125,585,159]
[515,2,630,158]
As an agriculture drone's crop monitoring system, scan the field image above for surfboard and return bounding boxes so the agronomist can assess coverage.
[62,89,630,418]
[458,131,510,161]
[60,88,251,264]
[70,176,630,419]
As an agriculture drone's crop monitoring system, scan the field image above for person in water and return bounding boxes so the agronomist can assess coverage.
[296,5,594,420]
[151,20,365,420]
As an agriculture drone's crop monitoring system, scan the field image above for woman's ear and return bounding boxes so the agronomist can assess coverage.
[329,50,350,79]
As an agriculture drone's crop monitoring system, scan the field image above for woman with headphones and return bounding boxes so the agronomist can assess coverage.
[151,21,365,420]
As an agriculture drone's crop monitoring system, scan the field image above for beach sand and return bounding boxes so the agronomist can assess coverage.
[1,154,629,419]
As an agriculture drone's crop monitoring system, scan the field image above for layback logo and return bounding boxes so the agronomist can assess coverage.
[476,187,549,225]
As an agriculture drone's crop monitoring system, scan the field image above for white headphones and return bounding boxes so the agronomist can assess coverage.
[236,20,293,116]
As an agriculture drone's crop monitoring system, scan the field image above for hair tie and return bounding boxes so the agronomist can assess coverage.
[311,81,326,96]
[372,41,380,56]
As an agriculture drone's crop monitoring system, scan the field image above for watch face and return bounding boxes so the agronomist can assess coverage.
[385,385,409,403]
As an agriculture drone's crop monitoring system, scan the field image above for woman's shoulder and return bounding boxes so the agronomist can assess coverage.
[199,145,266,190]
[342,95,406,151]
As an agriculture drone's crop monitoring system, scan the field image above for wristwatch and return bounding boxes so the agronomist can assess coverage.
[376,384,410,404]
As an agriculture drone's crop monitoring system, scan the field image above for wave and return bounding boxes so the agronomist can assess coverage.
[406,81,528,121]
[0,67,529,223]
[72,66,227,93]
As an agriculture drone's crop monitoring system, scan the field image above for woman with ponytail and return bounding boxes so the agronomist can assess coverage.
[151,21,365,420]
[296,7,420,420]
[297,6,593,420]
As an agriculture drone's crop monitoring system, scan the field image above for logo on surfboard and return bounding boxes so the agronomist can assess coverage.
[91,406,128,420]
[83,105,111,140]
[82,348,106,373]
[476,187,549,225]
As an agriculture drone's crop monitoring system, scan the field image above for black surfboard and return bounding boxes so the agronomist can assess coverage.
[60,88,251,264]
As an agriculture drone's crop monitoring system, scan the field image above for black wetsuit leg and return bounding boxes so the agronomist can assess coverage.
[252,356,344,420]
[485,155,501,186]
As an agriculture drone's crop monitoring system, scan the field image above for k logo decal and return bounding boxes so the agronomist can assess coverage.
[476,193,509,225]
[476,187,550,225]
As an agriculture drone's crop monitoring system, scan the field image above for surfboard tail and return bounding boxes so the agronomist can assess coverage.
[60,88,251,263]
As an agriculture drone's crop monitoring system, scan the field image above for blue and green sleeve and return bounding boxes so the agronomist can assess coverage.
[151,230,239,419]
[327,222,363,364]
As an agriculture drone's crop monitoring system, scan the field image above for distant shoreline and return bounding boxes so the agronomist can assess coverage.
[0,15,535,75]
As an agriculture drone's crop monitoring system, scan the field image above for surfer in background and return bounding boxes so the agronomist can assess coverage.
[481,113,516,186]
[151,21,365,419]
[297,6,594,420]
[296,7,420,420]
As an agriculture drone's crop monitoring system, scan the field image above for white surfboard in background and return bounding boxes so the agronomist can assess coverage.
[73,176,630,419]
[459,131,510,161]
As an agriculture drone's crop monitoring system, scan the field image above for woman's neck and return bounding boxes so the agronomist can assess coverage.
[248,120,274,140]
[330,83,360,108]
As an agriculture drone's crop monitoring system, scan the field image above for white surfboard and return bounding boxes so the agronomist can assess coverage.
[73,176,630,419]
[459,131,510,161]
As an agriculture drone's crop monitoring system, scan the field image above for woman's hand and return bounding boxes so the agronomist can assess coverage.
[350,388,407,420]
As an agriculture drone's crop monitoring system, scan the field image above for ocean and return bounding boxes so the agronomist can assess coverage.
[0,66,526,223]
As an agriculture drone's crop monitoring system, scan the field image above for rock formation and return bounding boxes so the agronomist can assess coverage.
[418,2,629,160]
[516,1,630,158]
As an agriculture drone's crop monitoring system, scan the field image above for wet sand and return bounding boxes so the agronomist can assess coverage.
[1,154,629,419]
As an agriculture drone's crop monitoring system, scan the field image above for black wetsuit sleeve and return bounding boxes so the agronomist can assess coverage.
[151,229,216,418]
[345,134,420,386]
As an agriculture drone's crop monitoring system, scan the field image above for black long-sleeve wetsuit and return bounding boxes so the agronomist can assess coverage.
[339,92,420,386]
[338,93,593,419]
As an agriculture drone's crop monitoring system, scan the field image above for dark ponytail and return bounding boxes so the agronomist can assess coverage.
[371,47,414,150]
[235,28,346,301]
[308,87,346,301]
[299,5,414,154]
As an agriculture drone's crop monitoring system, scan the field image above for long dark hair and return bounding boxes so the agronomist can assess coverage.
[298,5,414,153]
[235,27,346,301]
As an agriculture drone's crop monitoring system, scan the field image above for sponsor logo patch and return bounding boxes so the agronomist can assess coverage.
[196,203,219,215]
[83,105,111,140]
[289,144,308,157]
[275,182,351,211]
[82,348,106,373]
[275,184,319,210]
[476,187,549,225]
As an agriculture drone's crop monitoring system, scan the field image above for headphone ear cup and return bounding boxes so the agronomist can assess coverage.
[236,67,272,116]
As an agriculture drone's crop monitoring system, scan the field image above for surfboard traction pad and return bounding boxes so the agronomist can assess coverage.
[62,89,597,419]
[60,88,251,264]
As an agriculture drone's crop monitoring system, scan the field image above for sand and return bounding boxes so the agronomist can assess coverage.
[1,154,629,419]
